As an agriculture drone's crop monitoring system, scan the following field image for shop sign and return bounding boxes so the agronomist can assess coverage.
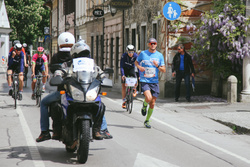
[93,9,104,17]
[110,0,133,9]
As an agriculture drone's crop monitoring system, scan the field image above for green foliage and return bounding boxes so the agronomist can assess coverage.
[5,0,50,45]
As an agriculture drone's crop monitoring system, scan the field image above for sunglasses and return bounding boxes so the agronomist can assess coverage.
[38,51,43,54]
[128,51,134,54]
[177,48,182,50]
[16,49,22,51]
[150,43,157,45]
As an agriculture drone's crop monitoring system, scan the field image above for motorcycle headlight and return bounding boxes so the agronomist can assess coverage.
[69,85,84,101]
[86,86,99,101]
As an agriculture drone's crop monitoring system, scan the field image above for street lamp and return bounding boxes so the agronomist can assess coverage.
[110,6,117,16]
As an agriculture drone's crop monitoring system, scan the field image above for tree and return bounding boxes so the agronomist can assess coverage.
[5,0,50,45]
[191,0,250,80]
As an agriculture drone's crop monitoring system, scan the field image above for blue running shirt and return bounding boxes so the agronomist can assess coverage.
[136,50,165,83]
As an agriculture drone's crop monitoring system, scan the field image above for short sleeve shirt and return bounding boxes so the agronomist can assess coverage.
[136,50,165,83]
[32,53,48,67]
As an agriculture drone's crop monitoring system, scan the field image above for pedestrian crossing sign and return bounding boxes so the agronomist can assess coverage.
[163,2,181,21]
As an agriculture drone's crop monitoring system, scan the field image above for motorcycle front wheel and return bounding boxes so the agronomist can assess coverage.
[77,120,90,164]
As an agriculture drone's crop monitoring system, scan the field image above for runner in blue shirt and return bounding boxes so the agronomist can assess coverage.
[120,44,139,109]
[135,38,166,128]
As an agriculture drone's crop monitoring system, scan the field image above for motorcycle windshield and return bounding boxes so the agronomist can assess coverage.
[71,57,97,84]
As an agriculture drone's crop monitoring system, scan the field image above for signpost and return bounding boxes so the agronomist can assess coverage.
[163,2,181,21]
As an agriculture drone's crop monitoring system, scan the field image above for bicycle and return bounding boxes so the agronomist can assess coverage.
[34,75,45,107]
[125,77,137,114]
[9,73,20,109]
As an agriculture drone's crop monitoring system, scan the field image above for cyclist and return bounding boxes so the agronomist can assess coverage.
[135,38,166,128]
[23,43,31,81]
[120,44,138,109]
[9,40,27,68]
[7,43,25,100]
[31,47,49,99]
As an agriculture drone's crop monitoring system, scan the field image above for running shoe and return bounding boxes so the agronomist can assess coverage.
[31,93,36,100]
[144,120,151,129]
[18,93,22,101]
[141,104,147,116]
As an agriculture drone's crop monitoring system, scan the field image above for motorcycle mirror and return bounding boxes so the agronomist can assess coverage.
[50,75,63,86]
[101,78,113,88]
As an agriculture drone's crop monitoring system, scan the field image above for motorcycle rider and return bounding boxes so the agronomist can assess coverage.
[69,39,108,140]
[36,32,75,142]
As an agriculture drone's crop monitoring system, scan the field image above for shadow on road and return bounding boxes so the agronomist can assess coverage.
[0,145,104,165]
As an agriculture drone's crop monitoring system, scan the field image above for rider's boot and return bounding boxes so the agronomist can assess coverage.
[36,131,51,142]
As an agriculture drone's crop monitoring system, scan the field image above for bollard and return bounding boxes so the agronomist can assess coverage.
[227,75,237,103]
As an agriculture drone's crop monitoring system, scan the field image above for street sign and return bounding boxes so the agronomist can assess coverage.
[44,27,49,34]
[110,0,132,9]
[93,9,104,17]
[163,2,181,21]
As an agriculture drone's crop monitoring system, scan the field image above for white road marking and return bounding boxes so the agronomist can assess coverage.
[16,106,45,167]
[1,66,45,167]
[104,96,250,164]
[133,153,179,167]
[152,117,250,164]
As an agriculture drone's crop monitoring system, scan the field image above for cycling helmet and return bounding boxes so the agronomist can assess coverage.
[37,47,44,52]
[70,39,91,58]
[23,43,27,48]
[126,44,135,51]
[58,32,75,48]
[13,40,20,46]
[14,43,22,51]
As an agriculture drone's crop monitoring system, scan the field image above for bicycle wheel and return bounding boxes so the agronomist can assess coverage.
[126,88,130,112]
[14,83,17,109]
[36,95,41,107]
[128,89,133,114]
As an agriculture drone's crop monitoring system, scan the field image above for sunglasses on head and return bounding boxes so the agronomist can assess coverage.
[128,51,134,54]
[38,51,43,54]
[150,42,157,45]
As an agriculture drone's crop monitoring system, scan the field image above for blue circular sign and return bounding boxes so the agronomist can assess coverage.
[163,2,181,21]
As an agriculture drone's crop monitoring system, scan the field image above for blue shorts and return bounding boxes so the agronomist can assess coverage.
[141,82,159,98]
[35,65,45,75]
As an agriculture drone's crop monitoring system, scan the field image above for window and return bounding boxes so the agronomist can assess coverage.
[141,25,147,50]
[64,0,75,15]
[96,36,99,65]
[132,28,136,49]
[110,38,114,68]
[91,36,94,59]
[115,37,119,79]
[152,22,157,40]
[101,35,104,69]
[125,28,129,47]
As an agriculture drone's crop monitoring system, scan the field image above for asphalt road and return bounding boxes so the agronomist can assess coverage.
[0,64,250,167]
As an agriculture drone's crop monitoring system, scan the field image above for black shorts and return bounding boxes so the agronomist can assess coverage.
[121,68,136,83]
[8,65,21,74]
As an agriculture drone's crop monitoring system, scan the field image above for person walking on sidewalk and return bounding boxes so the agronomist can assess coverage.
[135,38,166,128]
[120,44,139,109]
[172,44,195,102]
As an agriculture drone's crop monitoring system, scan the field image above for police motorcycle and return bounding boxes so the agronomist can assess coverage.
[49,40,113,164]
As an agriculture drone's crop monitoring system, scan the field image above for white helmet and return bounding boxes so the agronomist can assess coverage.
[14,43,22,50]
[23,43,27,48]
[58,32,75,48]
[70,39,91,58]
[126,44,135,51]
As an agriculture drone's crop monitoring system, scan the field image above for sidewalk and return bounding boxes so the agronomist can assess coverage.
[111,82,250,135]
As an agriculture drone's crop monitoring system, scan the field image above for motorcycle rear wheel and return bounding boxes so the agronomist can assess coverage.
[77,120,90,164]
